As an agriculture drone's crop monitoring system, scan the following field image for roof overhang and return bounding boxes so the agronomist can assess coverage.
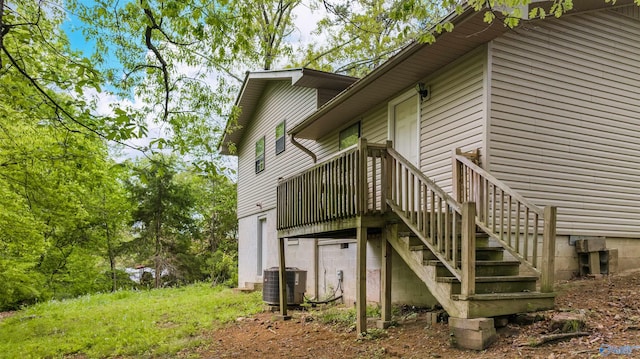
[219,68,357,155]
[290,0,635,140]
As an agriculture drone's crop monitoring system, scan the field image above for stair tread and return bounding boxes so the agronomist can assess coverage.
[425,260,520,266]
[409,245,504,251]
[452,292,556,301]
[436,275,538,283]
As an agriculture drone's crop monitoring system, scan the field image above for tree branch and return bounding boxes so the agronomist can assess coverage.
[0,45,142,153]
[301,37,357,68]
[142,5,170,124]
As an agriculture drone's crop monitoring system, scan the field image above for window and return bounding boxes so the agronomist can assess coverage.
[339,122,360,150]
[275,121,285,155]
[255,137,265,173]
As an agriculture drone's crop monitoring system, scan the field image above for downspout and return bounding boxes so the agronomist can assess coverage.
[290,134,317,163]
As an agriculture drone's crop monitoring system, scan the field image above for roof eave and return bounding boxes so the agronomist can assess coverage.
[218,68,358,155]
[289,5,477,138]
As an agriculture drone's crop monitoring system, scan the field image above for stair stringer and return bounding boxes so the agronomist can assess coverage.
[387,233,470,318]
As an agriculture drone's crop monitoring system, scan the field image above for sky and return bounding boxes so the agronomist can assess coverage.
[62,1,325,71]
[62,0,326,159]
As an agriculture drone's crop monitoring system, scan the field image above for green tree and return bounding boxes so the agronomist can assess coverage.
[87,163,134,292]
[190,170,238,286]
[0,108,119,307]
[0,0,148,148]
[297,0,446,76]
[125,155,200,288]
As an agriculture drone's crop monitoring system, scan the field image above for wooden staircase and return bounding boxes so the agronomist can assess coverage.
[276,139,558,325]
[383,146,557,319]
[388,231,555,318]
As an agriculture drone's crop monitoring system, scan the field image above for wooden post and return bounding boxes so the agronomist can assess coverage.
[356,217,367,334]
[314,238,319,300]
[452,149,462,203]
[357,138,368,215]
[461,202,476,299]
[477,174,485,223]
[380,223,395,325]
[541,206,557,293]
[278,237,290,319]
[385,141,393,206]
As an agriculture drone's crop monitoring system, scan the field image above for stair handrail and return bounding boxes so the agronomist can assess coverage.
[453,150,544,216]
[385,147,467,285]
[387,147,461,213]
[453,149,557,292]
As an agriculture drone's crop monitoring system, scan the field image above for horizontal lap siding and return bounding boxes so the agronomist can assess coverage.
[489,8,640,237]
[421,48,486,193]
[314,105,388,161]
[237,81,317,218]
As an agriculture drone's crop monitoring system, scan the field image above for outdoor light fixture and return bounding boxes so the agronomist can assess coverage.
[416,82,430,101]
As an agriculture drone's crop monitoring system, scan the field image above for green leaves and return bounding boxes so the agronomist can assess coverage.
[295,0,447,76]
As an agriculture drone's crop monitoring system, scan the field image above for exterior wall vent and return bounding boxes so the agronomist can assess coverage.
[263,267,307,305]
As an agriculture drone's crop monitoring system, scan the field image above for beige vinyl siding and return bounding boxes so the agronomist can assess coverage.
[237,81,317,218]
[489,10,640,237]
[310,48,485,194]
[420,47,486,193]
[314,104,388,161]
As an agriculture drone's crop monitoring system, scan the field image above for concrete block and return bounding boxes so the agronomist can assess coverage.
[449,317,494,331]
[376,320,393,329]
[607,249,618,274]
[450,326,497,350]
[589,251,601,275]
[426,312,439,325]
[575,238,606,253]
[449,317,497,350]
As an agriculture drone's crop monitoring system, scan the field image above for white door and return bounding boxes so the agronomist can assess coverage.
[391,94,419,212]
[257,217,267,277]
[393,95,419,166]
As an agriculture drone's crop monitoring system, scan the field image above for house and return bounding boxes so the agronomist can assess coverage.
[220,68,358,293]
[221,0,640,348]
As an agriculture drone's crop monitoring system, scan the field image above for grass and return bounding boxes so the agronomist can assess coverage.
[312,304,381,328]
[0,283,263,358]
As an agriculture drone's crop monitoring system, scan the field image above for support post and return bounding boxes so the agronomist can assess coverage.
[278,237,290,320]
[461,202,476,299]
[541,206,557,293]
[357,138,368,215]
[378,223,395,328]
[452,149,463,203]
[356,217,367,334]
[313,238,319,300]
[385,141,393,203]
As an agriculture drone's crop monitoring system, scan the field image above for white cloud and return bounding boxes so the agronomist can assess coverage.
[292,0,324,43]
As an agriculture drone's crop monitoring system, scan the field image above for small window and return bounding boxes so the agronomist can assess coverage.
[339,122,360,150]
[255,137,265,173]
[275,121,285,155]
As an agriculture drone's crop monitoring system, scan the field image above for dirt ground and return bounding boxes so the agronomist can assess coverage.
[193,270,640,359]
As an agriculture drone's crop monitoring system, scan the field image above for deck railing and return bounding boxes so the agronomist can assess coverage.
[386,147,467,279]
[453,149,556,292]
[276,139,387,230]
[276,141,557,294]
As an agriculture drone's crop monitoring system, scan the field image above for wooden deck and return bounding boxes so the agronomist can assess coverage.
[275,139,557,334]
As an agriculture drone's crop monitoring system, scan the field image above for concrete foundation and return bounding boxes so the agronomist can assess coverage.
[449,317,496,350]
